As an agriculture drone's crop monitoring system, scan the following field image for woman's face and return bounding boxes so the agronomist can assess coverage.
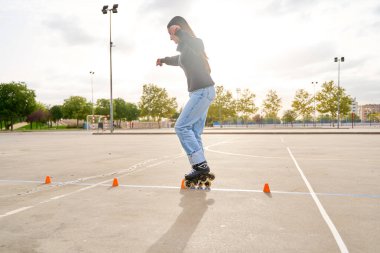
[168,25,181,44]
[170,33,180,44]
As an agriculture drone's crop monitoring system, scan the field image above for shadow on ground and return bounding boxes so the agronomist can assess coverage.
[146,190,214,253]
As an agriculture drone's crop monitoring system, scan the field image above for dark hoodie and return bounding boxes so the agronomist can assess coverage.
[161,29,215,92]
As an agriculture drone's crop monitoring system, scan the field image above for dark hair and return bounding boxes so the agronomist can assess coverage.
[167,16,211,73]
[167,16,196,37]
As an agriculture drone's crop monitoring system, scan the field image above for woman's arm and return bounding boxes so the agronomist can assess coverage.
[156,55,180,66]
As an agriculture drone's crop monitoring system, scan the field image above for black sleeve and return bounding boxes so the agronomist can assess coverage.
[161,55,180,66]
[175,29,204,53]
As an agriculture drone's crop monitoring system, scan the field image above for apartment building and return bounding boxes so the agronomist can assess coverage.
[358,104,380,121]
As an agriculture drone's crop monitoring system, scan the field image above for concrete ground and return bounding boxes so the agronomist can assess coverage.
[0,131,379,252]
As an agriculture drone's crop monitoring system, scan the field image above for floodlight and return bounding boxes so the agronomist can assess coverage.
[112,4,118,13]
[102,5,108,14]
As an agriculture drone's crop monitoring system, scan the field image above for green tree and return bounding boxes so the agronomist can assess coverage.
[95,99,110,116]
[316,81,351,127]
[125,102,140,122]
[50,105,63,128]
[368,113,379,124]
[0,82,36,130]
[62,96,91,128]
[262,90,282,124]
[138,84,177,127]
[207,86,236,125]
[291,89,313,126]
[252,114,263,124]
[113,98,127,128]
[282,110,297,127]
[236,88,258,125]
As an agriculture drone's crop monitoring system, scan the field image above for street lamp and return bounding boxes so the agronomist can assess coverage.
[89,71,95,116]
[334,56,344,128]
[102,4,118,133]
[312,81,318,128]
[236,88,241,126]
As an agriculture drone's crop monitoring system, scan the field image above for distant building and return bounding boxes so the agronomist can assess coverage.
[358,104,380,121]
[350,98,359,115]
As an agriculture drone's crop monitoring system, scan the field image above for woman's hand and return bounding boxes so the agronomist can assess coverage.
[156,58,163,66]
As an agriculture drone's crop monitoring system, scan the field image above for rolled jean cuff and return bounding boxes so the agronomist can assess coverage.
[188,149,206,165]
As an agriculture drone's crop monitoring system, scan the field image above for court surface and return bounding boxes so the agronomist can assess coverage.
[0,131,379,252]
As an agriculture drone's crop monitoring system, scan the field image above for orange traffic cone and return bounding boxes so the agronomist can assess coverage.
[263,183,270,193]
[45,176,51,184]
[180,179,186,189]
[112,178,119,187]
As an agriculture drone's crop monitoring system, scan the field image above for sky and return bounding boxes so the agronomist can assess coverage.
[1,0,379,113]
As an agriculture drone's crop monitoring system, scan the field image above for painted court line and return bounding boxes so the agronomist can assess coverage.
[0,158,164,220]
[0,141,228,219]
[287,147,349,253]
[1,179,379,199]
[205,147,287,159]
[0,142,226,218]
[0,206,34,218]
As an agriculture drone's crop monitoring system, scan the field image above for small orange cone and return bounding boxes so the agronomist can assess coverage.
[112,178,119,187]
[263,183,270,193]
[45,176,51,184]
[180,179,186,189]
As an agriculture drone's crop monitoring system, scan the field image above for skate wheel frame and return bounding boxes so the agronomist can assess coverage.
[183,173,215,190]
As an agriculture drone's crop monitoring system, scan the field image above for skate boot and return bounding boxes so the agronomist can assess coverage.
[184,162,215,190]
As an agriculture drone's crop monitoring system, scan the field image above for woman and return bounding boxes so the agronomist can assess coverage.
[156,16,215,184]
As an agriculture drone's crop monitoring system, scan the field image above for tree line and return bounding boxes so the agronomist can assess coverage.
[1,81,379,130]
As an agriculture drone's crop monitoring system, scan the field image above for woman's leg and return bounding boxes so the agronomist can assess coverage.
[175,86,215,166]
[192,110,208,153]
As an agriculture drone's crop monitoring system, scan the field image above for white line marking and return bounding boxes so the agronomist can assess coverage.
[287,147,349,253]
[0,206,34,218]
[0,179,44,184]
[0,158,165,219]
[1,180,380,199]
[50,195,66,200]
[205,147,286,159]
[114,184,180,190]
[0,141,229,219]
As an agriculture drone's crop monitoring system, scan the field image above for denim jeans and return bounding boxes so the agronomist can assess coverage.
[175,86,216,165]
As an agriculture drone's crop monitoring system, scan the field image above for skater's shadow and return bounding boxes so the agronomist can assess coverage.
[145,189,214,253]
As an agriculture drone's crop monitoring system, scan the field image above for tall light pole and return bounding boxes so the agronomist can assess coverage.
[312,81,318,127]
[236,88,241,126]
[89,71,95,116]
[334,56,344,129]
[102,4,118,133]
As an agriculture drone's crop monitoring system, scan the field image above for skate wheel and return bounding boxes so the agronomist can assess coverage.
[199,175,207,182]
[208,173,215,181]
[185,180,192,188]
[205,181,211,188]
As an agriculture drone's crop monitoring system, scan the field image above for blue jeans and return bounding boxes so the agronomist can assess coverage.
[175,86,216,165]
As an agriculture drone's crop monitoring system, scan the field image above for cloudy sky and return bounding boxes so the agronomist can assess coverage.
[1,0,379,112]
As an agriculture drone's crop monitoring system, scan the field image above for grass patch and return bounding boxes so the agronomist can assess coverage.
[16,123,83,131]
